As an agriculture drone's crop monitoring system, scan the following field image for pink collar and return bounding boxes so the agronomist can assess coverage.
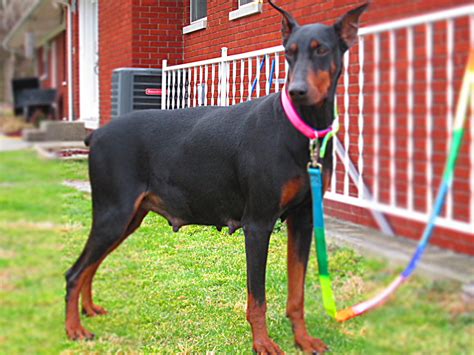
[281,89,332,139]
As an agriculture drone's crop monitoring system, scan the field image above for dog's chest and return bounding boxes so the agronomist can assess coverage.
[279,175,309,209]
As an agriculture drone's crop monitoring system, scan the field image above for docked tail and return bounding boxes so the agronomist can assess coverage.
[84,132,93,147]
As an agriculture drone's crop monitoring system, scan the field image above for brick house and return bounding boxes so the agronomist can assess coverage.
[4,0,473,255]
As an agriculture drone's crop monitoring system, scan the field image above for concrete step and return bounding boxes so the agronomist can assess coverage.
[23,121,87,142]
[23,128,46,142]
[40,121,86,141]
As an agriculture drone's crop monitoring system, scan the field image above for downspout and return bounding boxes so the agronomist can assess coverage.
[56,0,76,121]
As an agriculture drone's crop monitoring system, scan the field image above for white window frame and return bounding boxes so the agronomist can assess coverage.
[183,0,207,34]
[229,0,262,21]
[79,0,100,129]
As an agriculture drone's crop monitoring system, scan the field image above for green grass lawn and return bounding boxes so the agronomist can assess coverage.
[0,150,473,354]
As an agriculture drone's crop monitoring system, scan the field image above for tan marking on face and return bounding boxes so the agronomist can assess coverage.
[280,176,305,207]
[310,40,319,49]
[330,61,337,74]
[308,69,331,104]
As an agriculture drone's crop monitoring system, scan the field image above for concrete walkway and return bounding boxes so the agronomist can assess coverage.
[326,217,474,284]
[0,134,31,151]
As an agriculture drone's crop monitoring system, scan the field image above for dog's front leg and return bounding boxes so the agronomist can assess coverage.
[287,204,329,353]
[244,222,283,354]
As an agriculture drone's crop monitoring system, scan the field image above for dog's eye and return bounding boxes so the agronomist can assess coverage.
[314,45,329,56]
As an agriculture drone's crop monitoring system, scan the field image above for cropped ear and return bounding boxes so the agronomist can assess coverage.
[334,3,369,51]
[268,0,299,45]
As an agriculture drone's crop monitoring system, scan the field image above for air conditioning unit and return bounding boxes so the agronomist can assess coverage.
[111,68,162,119]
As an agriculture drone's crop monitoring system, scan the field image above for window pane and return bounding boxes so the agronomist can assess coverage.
[191,0,207,22]
[239,0,254,5]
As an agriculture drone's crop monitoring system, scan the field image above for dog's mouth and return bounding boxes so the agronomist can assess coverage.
[289,91,325,107]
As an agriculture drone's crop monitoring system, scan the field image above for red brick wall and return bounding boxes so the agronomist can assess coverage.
[98,0,184,124]
[98,0,134,124]
[35,32,68,119]
[183,0,473,61]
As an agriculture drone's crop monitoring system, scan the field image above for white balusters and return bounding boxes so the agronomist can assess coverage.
[389,30,396,206]
[221,47,228,106]
[274,53,280,92]
[248,57,252,100]
[446,19,454,218]
[187,68,191,108]
[161,59,167,110]
[193,66,197,107]
[425,23,433,211]
[265,54,270,96]
[204,65,208,106]
[256,56,261,98]
[176,69,181,108]
[357,37,365,198]
[232,60,237,105]
[407,27,414,211]
[240,59,245,103]
[171,70,176,109]
[373,33,380,202]
[198,65,203,106]
[211,64,215,106]
[343,51,350,197]
[225,58,230,106]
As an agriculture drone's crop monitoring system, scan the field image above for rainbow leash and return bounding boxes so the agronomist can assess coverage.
[309,49,474,322]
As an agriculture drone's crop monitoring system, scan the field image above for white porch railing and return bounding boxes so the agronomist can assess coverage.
[161,45,287,110]
[161,4,474,235]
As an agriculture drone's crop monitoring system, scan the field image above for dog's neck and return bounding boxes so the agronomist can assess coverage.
[294,98,335,131]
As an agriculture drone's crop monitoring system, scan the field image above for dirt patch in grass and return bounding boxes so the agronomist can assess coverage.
[0,220,80,233]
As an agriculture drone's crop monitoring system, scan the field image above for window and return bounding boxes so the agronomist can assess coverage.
[183,0,207,34]
[229,0,262,21]
[191,0,207,23]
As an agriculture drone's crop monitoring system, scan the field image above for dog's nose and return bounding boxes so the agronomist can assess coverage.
[289,86,307,100]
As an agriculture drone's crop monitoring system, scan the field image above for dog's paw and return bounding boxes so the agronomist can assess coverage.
[295,334,328,354]
[82,303,108,317]
[66,325,95,341]
[253,337,285,354]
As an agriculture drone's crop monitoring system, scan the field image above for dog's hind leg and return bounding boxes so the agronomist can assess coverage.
[65,192,147,340]
[81,205,148,317]
[286,203,328,353]
[243,220,283,354]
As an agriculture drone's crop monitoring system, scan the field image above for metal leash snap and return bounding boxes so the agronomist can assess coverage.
[308,139,322,169]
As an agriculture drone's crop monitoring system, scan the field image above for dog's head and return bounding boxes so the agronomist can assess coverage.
[269,1,368,106]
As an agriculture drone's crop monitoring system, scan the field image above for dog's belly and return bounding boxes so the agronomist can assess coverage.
[142,182,245,233]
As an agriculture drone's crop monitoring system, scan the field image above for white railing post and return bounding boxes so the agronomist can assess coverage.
[220,47,228,106]
[389,30,396,207]
[357,36,365,199]
[425,23,433,211]
[343,51,350,197]
[161,59,167,110]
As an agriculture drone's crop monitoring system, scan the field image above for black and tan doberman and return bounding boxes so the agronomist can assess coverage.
[65,1,368,352]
